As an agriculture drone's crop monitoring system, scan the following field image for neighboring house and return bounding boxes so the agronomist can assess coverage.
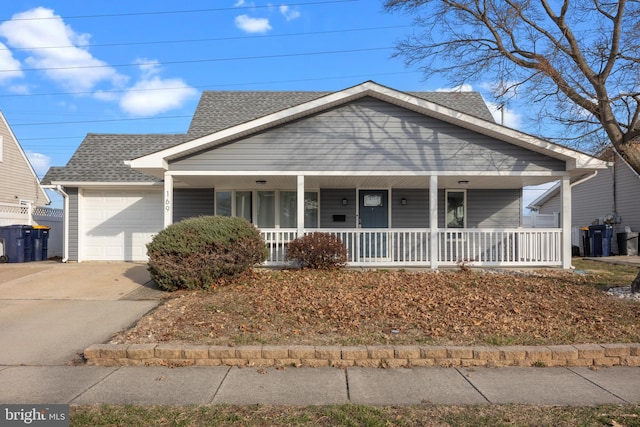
[529,148,640,255]
[0,110,50,207]
[42,81,607,268]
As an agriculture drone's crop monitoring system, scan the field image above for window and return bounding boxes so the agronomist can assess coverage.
[216,190,319,228]
[257,191,276,228]
[215,191,231,216]
[235,191,252,222]
[446,190,466,228]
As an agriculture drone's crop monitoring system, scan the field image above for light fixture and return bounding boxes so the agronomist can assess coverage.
[401,197,408,206]
[457,180,469,185]
[342,198,348,206]
[255,180,267,185]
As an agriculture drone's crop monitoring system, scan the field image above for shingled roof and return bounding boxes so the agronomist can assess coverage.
[42,84,496,184]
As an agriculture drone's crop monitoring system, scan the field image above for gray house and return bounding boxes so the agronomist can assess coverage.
[529,148,640,255]
[43,81,606,268]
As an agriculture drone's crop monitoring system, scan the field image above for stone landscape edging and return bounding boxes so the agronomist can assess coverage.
[84,343,640,368]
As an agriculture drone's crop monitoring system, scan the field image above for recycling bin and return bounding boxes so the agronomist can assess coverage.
[31,225,51,261]
[589,224,612,257]
[0,225,32,263]
[617,232,638,256]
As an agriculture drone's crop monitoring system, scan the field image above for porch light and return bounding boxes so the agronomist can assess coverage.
[255,180,267,185]
[457,180,469,185]
[342,198,348,206]
[401,197,407,205]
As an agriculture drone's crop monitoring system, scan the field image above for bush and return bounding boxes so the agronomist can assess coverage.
[147,216,266,291]
[286,232,347,269]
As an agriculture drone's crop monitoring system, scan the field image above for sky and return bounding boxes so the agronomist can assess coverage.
[0,0,553,209]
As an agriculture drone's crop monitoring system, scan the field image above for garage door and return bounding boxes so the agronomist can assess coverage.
[82,190,163,261]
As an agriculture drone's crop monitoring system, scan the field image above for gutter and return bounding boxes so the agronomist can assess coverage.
[571,170,598,188]
[41,185,69,263]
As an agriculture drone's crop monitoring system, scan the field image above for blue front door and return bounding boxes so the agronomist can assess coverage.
[359,190,388,258]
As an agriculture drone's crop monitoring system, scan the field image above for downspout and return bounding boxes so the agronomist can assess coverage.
[571,170,598,189]
[42,185,69,263]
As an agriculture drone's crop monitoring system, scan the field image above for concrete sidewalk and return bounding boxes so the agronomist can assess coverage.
[0,364,638,406]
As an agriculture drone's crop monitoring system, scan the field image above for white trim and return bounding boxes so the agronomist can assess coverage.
[429,176,438,270]
[163,173,173,228]
[561,176,572,269]
[129,81,608,173]
[165,170,569,177]
[296,175,304,236]
[77,188,84,262]
[48,181,163,187]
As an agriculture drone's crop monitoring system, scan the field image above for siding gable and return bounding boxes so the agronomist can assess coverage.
[0,112,49,205]
[171,97,565,173]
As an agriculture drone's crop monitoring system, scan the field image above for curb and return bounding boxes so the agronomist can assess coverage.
[84,343,640,368]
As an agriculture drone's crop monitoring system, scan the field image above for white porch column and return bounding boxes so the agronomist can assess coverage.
[561,175,572,269]
[297,175,305,237]
[163,173,173,228]
[429,175,438,270]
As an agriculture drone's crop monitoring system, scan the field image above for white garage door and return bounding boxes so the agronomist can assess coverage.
[82,190,163,261]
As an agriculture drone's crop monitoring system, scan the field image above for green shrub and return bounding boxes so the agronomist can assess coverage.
[147,216,266,291]
[286,232,347,269]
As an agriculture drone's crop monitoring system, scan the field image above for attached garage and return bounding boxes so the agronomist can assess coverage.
[81,190,163,261]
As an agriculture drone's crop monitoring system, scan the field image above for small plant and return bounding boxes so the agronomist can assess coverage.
[532,360,547,367]
[286,232,347,270]
[147,216,267,291]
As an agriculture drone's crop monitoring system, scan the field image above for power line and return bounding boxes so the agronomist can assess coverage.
[0,46,392,73]
[1,0,358,22]
[0,70,418,99]
[0,25,411,52]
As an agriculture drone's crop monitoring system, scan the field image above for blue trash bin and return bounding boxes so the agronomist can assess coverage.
[0,225,32,263]
[589,224,613,257]
[31,225,51,261]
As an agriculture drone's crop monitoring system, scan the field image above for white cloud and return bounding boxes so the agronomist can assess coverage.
[25,151,51,176]
[119,62,198,116]
[235,14,272,33]
[8,84,30,94]
[280,5,301,21]
[0,42,23,82]
[0,7,126,91]
[436,84,474,92]
[486,102,523,128]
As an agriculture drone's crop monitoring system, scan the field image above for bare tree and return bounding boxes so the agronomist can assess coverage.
[384,0,640,165]
[386,0,640,291]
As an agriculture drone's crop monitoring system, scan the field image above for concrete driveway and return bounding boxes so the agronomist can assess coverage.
[0,261,164,365]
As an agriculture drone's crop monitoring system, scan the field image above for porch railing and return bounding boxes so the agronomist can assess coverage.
[260,228,562,267]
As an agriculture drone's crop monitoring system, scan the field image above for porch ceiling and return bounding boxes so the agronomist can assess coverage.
[172,174,560,190]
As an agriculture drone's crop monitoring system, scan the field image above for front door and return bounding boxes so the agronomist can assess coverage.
[359,190,388,259]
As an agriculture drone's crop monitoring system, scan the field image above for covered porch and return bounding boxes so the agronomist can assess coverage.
[162,172,572,269]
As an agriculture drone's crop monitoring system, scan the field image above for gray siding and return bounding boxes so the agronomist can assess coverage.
[613,157,640,232]
[68,187,79,261]
[173,188,214,222]
[320,189,357,228]
[391,189,428,228]
[572,169,614,228]
[468,189,521,228]
[538,193,561,215]
[171,98,565,173]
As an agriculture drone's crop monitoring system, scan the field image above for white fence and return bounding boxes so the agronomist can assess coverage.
[261,228,562,267]
[522,213,559,228]
[0,202,64,259]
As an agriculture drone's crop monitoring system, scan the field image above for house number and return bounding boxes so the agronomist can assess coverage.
[165,191,171,211]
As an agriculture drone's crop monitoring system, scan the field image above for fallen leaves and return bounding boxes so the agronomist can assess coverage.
[111,269,640,347]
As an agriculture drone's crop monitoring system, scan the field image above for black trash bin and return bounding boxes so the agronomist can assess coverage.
[31,225,51,261]
[617,232,639,256]
[0,225,32,263]
[581,227,591,257]
[589,224,613,257]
